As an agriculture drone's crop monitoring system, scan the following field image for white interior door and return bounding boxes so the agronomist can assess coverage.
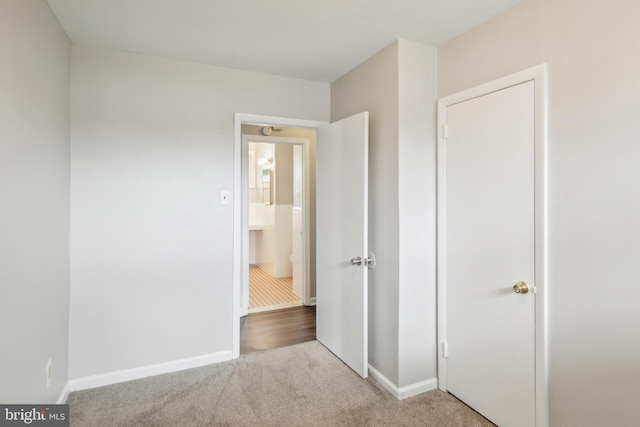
[445,82,536,426]
[316,112,368,378]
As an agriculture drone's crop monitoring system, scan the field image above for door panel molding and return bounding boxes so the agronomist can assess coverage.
[436,64,548,427]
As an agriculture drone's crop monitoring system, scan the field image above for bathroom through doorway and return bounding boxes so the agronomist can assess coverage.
[240,124,316,315]
[247,138,301,312]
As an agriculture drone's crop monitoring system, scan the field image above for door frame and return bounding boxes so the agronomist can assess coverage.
[241,133,310,313]
[436,64,548,427]
[233,113,326,359]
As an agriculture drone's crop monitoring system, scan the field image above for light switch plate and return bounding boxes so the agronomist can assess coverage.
[220,191,230,205]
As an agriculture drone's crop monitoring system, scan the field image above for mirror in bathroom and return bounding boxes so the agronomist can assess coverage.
[262,169,273,205]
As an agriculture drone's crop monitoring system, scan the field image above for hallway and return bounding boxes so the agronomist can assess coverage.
[240,305,316,354]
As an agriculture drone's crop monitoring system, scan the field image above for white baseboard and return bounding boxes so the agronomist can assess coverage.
[397,376,439,400]
[69,350,233,392]
[368,364,438,400]
[306,297,316,306]
[56,382,70,404]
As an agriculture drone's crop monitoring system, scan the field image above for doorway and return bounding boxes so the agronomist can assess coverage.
[244,134,304,313]
[233,113,371,376]
[233,115,324,358]
[437,65,548,427]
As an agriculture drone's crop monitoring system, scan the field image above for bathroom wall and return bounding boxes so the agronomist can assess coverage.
[275,145,293,205]
[247,142,294,278]
[273,145,294,278]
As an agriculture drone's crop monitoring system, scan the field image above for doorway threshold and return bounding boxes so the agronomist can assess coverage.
[249,301,302,314]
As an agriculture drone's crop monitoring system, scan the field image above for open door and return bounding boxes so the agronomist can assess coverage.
[316,112,369,378]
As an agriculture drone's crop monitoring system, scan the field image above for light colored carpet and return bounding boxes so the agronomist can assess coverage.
[68,341,494,426]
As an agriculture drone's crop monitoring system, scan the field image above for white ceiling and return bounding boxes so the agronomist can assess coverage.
[47,0,521,83]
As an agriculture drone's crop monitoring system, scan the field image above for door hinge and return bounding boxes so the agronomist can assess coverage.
[442,342,448,359]
[442,124,449,139]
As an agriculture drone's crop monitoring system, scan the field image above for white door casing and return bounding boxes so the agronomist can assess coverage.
[292,145,303,298]
[437,65,548,427]
[316,112,369,378]
[233,114,325,359]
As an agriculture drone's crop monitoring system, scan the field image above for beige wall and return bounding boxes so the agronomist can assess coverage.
[332,42,401,385]
[274,145,294,205]
[332,40,439,390]
[396,40,438,387]
[0,0,71,403]
[439,0,640,425]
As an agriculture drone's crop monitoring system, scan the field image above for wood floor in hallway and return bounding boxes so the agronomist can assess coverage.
[240,305,316,354]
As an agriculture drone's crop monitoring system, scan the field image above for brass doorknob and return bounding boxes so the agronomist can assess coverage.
[513,281,529,294]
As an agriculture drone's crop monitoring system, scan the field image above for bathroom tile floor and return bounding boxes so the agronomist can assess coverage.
[249,264,301,312]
